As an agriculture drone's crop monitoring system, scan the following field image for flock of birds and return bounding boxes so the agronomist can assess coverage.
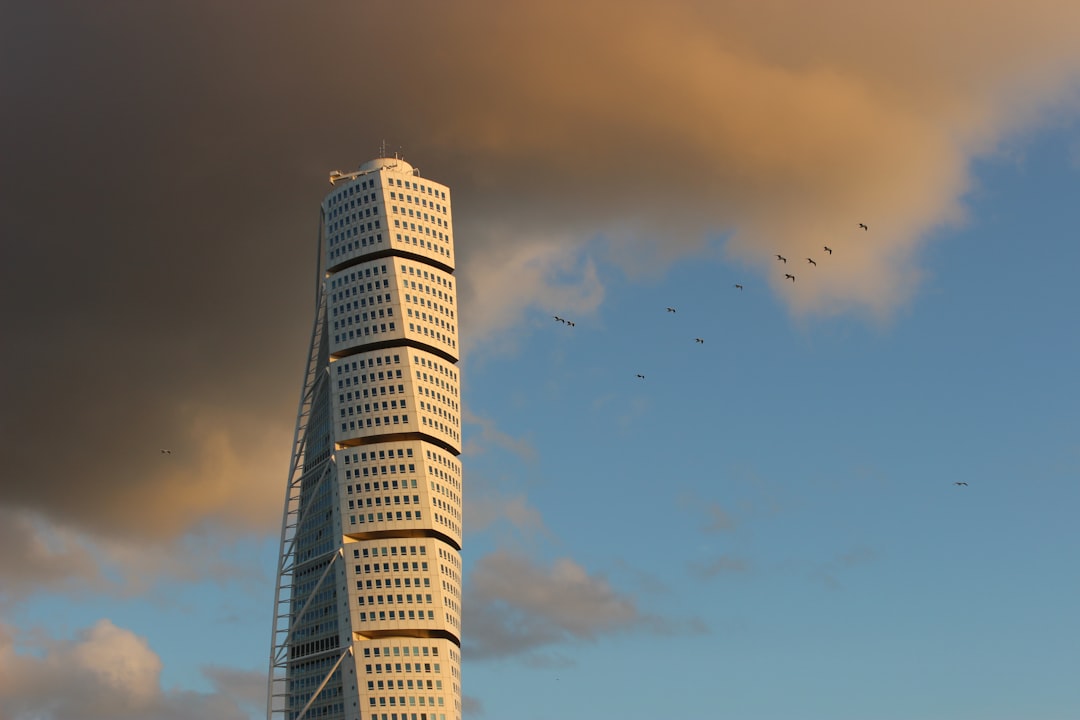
[550,222,972,489]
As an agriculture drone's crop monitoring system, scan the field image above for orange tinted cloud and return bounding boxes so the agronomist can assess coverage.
[3,0,1080,565]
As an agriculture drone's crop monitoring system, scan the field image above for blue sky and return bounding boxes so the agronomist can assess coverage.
[454,127,1080,719]
[2,2,1079,719]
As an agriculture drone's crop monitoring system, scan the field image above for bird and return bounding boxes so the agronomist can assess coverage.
[695,338,704,344]
[553,315,564,323]
[666,307,676,313]
[823,246,833,255]
[566,321,575,327]
[635,374,646,379]
[776,254,787,263]
[806,257,817,266]
[859,223,868,230]
[954,481,968,486]
[785,273,795,282]
[734,284,744,290]
[160,449,172,455]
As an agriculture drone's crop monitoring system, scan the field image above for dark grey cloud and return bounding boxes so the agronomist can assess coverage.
[3,0,1080,590]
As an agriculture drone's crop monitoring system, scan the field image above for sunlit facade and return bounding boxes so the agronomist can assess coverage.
[269,157,462,720]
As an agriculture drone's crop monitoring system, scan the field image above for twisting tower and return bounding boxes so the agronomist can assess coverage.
[268,157,463,720]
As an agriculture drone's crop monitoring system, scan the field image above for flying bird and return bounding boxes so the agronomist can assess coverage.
[823,246,833,254]
[806,258,817,266]
[785,273,796,282]
[776,254,787,263]
[954,481,968,486]
[666,307,676,313]
[859,223,868,230]
[695,338,704,344]
[566,321,576,327]
[160,449,172,455]
[635,374,646,379]
[734,284,744,290]
[553,316,564,323]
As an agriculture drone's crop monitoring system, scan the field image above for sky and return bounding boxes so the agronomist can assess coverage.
[1,1,1079,718]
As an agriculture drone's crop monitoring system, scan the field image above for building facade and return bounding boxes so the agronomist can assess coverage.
[269,157,462,720]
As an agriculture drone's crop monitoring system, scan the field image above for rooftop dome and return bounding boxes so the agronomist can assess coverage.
[358,157,414,174]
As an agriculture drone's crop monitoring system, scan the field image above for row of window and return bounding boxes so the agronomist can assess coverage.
[341,415,407,432]
[351,545,426,560]
[329,213,379,235]
[329,232,383,259]
[339,376,403,391]
[331,263,391,293]
[329,203,378,237]
[426,450,460,486]
[343,447,412,462]
[359,609,435,622]
[333,292,393,317]
[329,219,381,249]
[399,263,454,294]
[393,218,447,246]
[290,633,340,659]
[346,479,418,493]
[356,593,432,605]
[367,694,445,709]
[335,321,397,344]
[366,713,445,720]
[344,470,418,482]
[368,679,441,691]
[394,233,452,260]
[356,577,431,591]
[420,415,460,442]
[341,399,407,418]
[327,176,378,208]
[406,309,455,336]
[408,323,457,350]
[431,481,460,508]
[349,511,423,524]
[392,204,448,227]
[433,511,460,536]
[387,190,447,213]
[348,494,422,509]
[406,292,454,319]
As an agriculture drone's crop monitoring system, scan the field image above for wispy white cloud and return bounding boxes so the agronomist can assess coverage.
[462,408,538,463]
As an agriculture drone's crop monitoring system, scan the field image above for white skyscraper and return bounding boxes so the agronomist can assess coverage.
[269,157,462,720]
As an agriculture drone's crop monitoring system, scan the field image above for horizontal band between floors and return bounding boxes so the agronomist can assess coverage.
[326,247,454,277]
[336,431,460,459]
[331,337,459,367]
[344,527,461,553]
[352,628,461,648]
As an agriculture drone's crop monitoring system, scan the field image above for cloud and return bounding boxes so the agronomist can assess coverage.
[464,551,648,659]
[202,666,268,716]
[678,493,739,532]
[703,503,737,533]
[466,494,549,538]
[3,0,1080,575]
[0,620,256,720]
[812,546,878,590]
[462,409,539,464]
[0,507,265,607]
[689,555,750,580]
[0,509,106,603]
